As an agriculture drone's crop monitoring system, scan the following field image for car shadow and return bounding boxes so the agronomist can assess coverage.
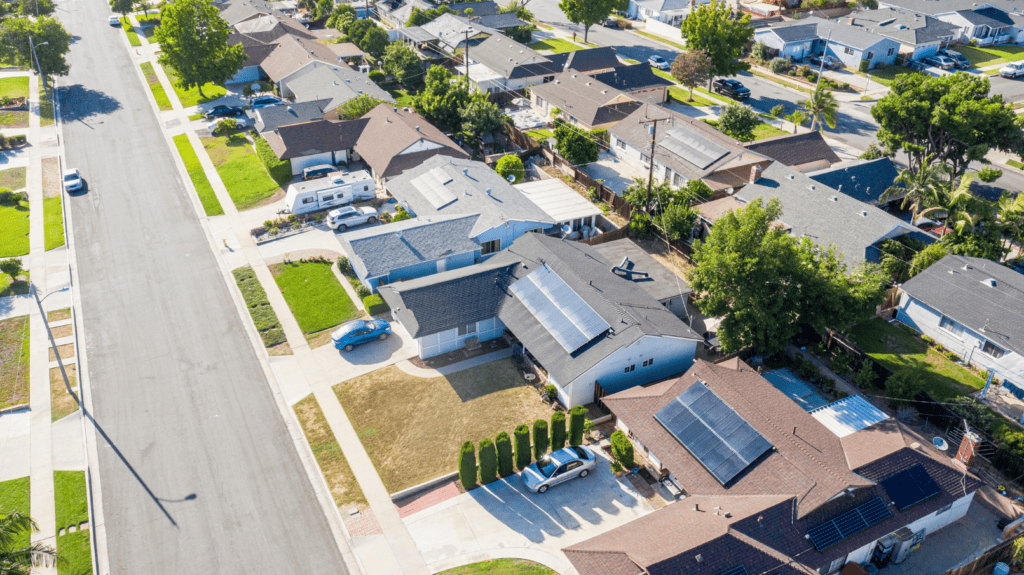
[57,84,122,123]
[331,329,411,366]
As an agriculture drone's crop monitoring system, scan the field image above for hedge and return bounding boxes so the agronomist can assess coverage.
[232,267,286,347]
[550,411,566,451]
[495,431,514,477]
[610,430,634,469]
[568,405,586,446]
[514,424,531,470]
[478,438,498,484]
[532,419,549,460]
[253,134,292,187]
[363,294,389,316]
[459,441,476,490]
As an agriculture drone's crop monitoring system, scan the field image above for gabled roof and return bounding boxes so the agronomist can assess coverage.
[263,118,369,159]
[260,36,356,82]
[879,0,1019,17]
[233,12,317,43]
[549,47,624,73]
[633,0,693,10]
[339,214,482,279]
[957,6,1015,26]
[468,35,561,79]
[848,7,959,45]
[254,98,330,133]
[590,64,673,93]
[420,13,497,49]
[531,72,640,127]
[219,0,284,25]
[763,16,897,50]
[900,255,1024,356]
[742,131,841,168]
[287,65,394,112]
[808,158,902,206]
[471,12,528,29]
[735,162,918,267]
[445,0,499,16]
[228,33,278,68]
[353,104,467,179]
[385,156,553,237]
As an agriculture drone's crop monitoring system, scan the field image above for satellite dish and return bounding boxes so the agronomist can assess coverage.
[507,174,516,182]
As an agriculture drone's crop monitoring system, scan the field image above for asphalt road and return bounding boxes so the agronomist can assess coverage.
[57,0,350,573]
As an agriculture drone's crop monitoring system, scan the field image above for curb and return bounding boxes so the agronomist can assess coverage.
[390,471,459,502]
[0,403,29,414]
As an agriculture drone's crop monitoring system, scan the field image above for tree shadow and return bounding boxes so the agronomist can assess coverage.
[57,84,122,123]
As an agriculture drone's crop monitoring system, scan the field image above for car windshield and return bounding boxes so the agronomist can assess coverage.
[63,173,77,181]
[536,456,558,478]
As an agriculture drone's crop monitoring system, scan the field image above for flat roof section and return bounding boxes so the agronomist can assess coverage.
[514,178,603,224]
[592,238,691,303]
[811,394,890,438]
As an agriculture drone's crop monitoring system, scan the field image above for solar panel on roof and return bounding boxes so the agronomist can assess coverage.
[653,382,773,485]
[807,497,893,551]
[718,567,749,575]
[880,463,942,511]
[411,167,456,209]
[661,125,729,169]
[509,265,610,354]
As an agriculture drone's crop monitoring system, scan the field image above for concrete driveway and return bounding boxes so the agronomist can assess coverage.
[311,320,418,380]
[404,451,654,573]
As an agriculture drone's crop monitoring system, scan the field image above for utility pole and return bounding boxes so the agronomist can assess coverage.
[640,104,670,209]
[30,36,50,102]
[464,28,472,80]
[814,29,832,92]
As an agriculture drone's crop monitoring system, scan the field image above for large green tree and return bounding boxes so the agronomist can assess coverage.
[0,16,72,76]
[461,92,505,136]
[554,123,598,165]
[415,65,470,133]
[360,26,389,61]
[880,159,948,226]
[870,73,1024,179]
[382,41,421,89]
[154,0,244,98]
[679,0,753,85]
[670,49,712,102]
[557,0,622,44]
[109,0,133,16]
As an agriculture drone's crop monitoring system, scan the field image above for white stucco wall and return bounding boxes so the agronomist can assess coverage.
[289,152,334,176]
[398,139,444,155]
[416,317,506,358]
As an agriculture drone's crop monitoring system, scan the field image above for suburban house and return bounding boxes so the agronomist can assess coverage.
[565,357,1004,575]
[461,35,623,93]
[226,33,277,84]
[232,12,319,44]
[693,195,790,241]
[809,157,904,207]
[897,255,1024,386]
[847,7,960,60]
[379,0,502,26]
[754,17,901,70]
[352,104,468,182]
[285,64,394,114]
[218,0,290,26]
[626,0,710,24]
[742,131,842,173]
[419,14,499,54]
[877,0,1024,44]
[609,103,773,191]
[531,72,643,130]
[252,98,330,134]
[263,118,369,175]
[590,64,673,104]
[592,238,692,320]
[261,36,364,96]
[378,233,703,406]
[734,162,922,266]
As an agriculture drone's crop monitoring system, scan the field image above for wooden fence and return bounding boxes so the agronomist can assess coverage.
[940,535,1020,575]
[580,226,629,246]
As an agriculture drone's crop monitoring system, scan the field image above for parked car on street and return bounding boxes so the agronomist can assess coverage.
[522,446,597,493]
[809,55,841,70]
[648,55,669,70]
[602,18,618,28]
[924,55,955,70]
[249,96,284,109]
[108,14,120,25]
[302,164,335,180]
[939,49,971,69]
[332,319,391,352]
[712,78,750,100]
[327,205,378,231]
[204,105,245,120]
[63,168,84,192]
[206,117,246,134]
[1000,61,1024,78]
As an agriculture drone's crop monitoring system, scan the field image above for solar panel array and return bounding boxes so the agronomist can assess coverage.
[661,125,729,170]
[653,382,773,485]
[807,497,893,551]
[410,167,456,209]
[508,265,610,354]
[880,464,942,511]
[718,567,749,575]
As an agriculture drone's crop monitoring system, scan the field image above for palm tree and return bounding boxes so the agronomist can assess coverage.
[784,110,806,134]
[798,86,839,131]
[880,159,949,227]
[919,172,981,235]
[0,512,61,574]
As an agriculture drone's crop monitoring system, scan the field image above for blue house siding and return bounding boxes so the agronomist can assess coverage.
[754,30,899,70]
[474,220,551,254]
[597,354,694,396]
[364,249,480,291]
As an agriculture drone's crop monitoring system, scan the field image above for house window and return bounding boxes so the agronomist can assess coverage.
[887,47,895,56]
[664,166,671,180]
[643,358,655,368]
[866,51,874,60]
[363,185,370,191]
[844,47,854,55]
[624,364,635,373]
[982,340,1006,359]
[458,322,477,336]
[616,137,626,149]
[641,153,651,163]
[481,239,501,254]
[569,116,578,125]
[937,502,953,515]
[537,96,546,107]
[673,173,684,187]
[827,556,846,574]
[939,315,964,337]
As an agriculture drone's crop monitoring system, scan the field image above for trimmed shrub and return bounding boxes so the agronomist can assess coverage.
[550,411,567,451]
[478,438,498,484]
[363,294,389,316]
[254,135,293,186]
[886,368,922,408]
[368,69,386,83]
[859,59,870,73]
[355,283,371,299]
[544,384,557,401]
[610,430,634,470]
[798,360,819,381]
[458,441,477,490]
[532,419,549,460]
[769,57,789,74]
[921,335,934,344]
[568,405,586,446]
[514,424,531,470]
[337,256,352,274]
[751,41,769,63]
[495,431,514,477]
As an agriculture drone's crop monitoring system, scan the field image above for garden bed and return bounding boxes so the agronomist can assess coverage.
[231,266,288,349]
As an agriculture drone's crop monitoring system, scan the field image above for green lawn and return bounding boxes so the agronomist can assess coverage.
[140,63,172,111]
[526,128,553,142]
[957,45,1024,67]
[0,477,30,550]
[54,470,88,530]
[164,65,226,107]
[57,529,92,575]
[0,76,29,99]
[0,315,30,410]
[668,86,717,107]
[172,134,223,216]
[44,196,64,250]
[120,17,141,46]
[438,559,556,575]
[651,68,675,83]
[387,87,416,108]
[860,65,917,87]
[138,14,160,39]
[632,29,686,51]
[850,317,987,401]
[751,121,788,140]
[232,266,287,348]
[0,110,29,128]
[271,261,359,336]
[187,113,204,120]
[1008,159,1024,170]
[202,134,280,210]
[0,199,30,257]
[527,38,584,54]
[39,77,54,126]
[0,268,29,297]
[0,166,27,190]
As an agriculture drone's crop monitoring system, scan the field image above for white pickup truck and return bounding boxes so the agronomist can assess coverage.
[284,169,375,214]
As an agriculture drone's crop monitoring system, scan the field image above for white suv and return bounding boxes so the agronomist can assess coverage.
[328,206,377,231]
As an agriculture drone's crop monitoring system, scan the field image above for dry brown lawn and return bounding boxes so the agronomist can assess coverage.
[49,344,74,362]
[334,358,552,493]
[42,158,60,198]
[48,308,71,322]
[0,315,30,409]
[294,394,366,509]
[50,365,78,422]
[49,324,72,339]
[267,342,293,356]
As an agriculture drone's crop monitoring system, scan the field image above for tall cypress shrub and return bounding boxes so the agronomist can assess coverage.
[610,430,634,469]
[550,411,567,451]
[458,441,477,490]
[514,424,532,470]
[495,431,514,477]
[532,419,549,460]
[569,405,587,446]
[478,438,498,484]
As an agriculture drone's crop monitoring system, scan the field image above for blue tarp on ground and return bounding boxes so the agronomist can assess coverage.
[1004,380,1024,401]
[763,367,829,412]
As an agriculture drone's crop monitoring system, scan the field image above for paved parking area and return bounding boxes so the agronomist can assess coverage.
[581,151,647,195]
[404,452,654,572]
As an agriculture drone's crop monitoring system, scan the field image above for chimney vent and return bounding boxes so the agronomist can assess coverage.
[860,210,868,216]
[695,555,703,563]
[848,17,855,25]
[788,174,795,179]
[416,126,420,131]
[956,431,982,466]
[830,196,837,202]
[749,165,763,183]
[981,278,997,287]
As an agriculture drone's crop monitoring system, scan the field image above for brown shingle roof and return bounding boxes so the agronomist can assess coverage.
[263,118,369,160]
[840,418,907,470]
[233,12,317,43]
[353,104,467,178]
[743,131,842,168]
[531,72,640,128]
[228,33,277,68]
[260,35,355,82]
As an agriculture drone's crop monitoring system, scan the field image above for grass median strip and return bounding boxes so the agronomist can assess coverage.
[39,78,54,126]
[0,477,30,549]
[57,530,92,575]
[51,365,78,422]
[54,470,88,530]
[632,29,685,51]
[140,62,172,111]
[121,16,141,46]
[232,266,288,349]
[202,134,280,210]
[172,134,223,216]
[44,196,64,250]
[669,86,717,107]
[271,261,359,344]
[294,394,366,509]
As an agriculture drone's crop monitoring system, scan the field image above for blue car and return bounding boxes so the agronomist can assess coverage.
[331,319,391,352]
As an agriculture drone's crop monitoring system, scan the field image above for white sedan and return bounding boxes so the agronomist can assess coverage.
[648,55,670,70]
[206,117,246,134]
[63,168,83,192]
[1000,61,1024,78]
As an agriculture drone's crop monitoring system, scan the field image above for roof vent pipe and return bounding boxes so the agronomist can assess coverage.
[486,188,492,195]
[463,168,469,176]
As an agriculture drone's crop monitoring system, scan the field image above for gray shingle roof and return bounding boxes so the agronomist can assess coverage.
[254,99,330,133]
[742,131,841,169]
[530,72,640,127]
[808,158,902,206]
[287,65,394,112]
[735,162,917,267]
[957,6,1015,26]
[385,156,553,237]
[548,47,624,73]
[219,0,284,25]
[263,118,369,160]
[420,14,497,50]
[901,255,1024,356]
[339,215,482,279]
[228,33,278,68]
[468,35,561,79]
[591,239,692,302]
[849,7,959,45]
[590,64,673,93]
[632,0,692,10]
[260,36,356,82]
[471,12,528,29]
[765,16,896,50]
[446,0,499,17]
[233,12,317,43]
